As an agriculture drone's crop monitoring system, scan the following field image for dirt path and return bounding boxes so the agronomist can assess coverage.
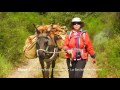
[83,59,97,78]
[7,57,97,78]
[7,58,41,78]
[54,58,97,78]
[54,58,69,78]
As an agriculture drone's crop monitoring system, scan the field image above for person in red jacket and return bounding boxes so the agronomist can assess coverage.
[63,17,96,78]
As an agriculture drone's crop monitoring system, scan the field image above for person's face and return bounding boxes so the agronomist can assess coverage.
[72,22,81,31]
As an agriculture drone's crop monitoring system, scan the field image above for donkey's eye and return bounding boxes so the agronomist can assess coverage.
[44,39,49,45]
[44,41,48,47]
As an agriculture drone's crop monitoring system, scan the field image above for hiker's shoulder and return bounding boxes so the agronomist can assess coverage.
[82,30,90,37]
[81,30,87,33]
[66,31,71,35]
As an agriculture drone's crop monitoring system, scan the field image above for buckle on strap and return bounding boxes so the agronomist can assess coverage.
[71,48,81,50]
[71,48,84,56]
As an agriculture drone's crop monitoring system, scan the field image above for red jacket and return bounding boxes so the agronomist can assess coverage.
[62,30,95,60]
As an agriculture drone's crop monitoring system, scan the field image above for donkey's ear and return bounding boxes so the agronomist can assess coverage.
[35,29,40,35]
[47,24,53,32]
[38,31,41,34]
[33,24,40,35]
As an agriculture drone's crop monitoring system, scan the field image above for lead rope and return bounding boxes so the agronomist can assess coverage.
[49,47,57,60]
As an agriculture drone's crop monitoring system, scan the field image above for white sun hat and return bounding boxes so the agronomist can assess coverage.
[72,17,81,22]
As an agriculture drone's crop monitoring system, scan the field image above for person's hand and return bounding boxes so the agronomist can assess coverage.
[66,50,72,54]
[91,58,96,64]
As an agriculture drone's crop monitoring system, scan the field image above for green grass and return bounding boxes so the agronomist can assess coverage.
[95,35,120,78]
[0,54,13,77]
[0,12,41,77]
[0,12,41,63]
[90,13,120,78]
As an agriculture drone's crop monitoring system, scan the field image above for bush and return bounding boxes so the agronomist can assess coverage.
[0,12,41,63]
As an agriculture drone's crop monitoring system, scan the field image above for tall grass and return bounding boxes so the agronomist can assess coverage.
[0,54,13,77]
[0,12,41,77]
[0,12,40,62]
[84,12,120,78]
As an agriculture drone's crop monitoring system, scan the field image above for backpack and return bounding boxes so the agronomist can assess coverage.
[67,30,87,60]
[23,35,37,59]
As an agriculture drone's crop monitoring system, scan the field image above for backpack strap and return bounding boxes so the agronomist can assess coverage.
[80,30,86,40]
[81,30,86,47]
[80,30,87,56]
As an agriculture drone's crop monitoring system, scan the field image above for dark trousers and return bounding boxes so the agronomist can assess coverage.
[66,58,87,78]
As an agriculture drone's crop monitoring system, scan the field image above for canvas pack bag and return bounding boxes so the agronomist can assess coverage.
[23,35,37,59]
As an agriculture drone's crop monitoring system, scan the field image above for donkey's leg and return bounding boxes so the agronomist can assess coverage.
[51,60,56,78]
[39,59,45,78]
[45,62,51,78]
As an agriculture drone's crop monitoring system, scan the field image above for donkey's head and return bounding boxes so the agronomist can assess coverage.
[36,33,56,60]
[35,24,67,60]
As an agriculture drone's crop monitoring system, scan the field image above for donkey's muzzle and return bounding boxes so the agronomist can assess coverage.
[38,50,46,59]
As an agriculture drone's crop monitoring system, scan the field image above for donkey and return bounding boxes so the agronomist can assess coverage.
[33,24,67,78]
[36,32,60,78]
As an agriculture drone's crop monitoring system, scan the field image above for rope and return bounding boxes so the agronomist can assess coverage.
[38,49,66,53]
[38,48,82,54]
